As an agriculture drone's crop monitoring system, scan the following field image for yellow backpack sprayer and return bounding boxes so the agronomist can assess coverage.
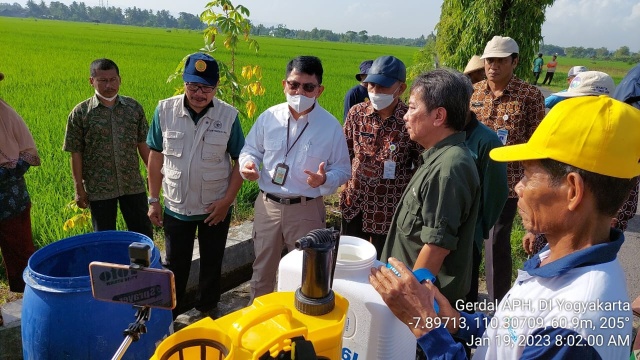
[151,228,348,360]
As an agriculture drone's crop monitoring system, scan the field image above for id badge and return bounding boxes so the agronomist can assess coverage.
[383,160,396,179]
[272,163,289,186]
[497,129,508,145]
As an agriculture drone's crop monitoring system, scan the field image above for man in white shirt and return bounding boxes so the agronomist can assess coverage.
[240,56,351,302]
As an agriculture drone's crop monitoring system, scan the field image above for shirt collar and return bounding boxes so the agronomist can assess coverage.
[420,132,466,163]
[463,113,479,141]
[88,94,124,110]
[523,228,624,278]
[364,99,407,120]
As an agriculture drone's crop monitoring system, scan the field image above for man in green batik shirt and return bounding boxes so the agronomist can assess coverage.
[63,58,153,239]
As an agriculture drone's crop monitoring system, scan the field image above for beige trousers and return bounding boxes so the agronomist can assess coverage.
[249,192,326,302]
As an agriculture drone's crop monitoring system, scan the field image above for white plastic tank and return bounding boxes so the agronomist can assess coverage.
[277,235,416,360]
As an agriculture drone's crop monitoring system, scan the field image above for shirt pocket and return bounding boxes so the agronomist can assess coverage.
[163,168,183,203]
[201,170,228,204]
[202,133,227,162]
[298,141,324,171]
[163,131,184,158]
[263,138,284,166]
[398,194,422,237]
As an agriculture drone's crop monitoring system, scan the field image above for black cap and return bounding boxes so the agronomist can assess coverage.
[355,60,373,81]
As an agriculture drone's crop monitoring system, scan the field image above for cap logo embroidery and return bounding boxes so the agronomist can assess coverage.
[195,60,207,72]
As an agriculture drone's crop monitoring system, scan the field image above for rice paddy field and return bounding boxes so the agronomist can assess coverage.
[0,16,417,248]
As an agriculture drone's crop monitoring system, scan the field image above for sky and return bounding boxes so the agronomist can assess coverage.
[46,0,640,52]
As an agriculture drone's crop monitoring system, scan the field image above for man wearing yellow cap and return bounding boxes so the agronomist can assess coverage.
[370,96,638,359]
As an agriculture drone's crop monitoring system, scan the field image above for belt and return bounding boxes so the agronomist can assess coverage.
[262,191,316,205]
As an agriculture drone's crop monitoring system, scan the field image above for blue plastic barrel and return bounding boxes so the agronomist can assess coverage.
[22,231,173,360]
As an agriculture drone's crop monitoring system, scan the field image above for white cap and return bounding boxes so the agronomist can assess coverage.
[553,71,615,98]
[481,36,519,59]
[567,66,588,78]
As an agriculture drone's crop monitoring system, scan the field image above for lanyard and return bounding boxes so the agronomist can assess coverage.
[284,117,310,162]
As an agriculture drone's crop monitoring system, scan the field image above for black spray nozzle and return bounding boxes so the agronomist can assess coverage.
[294,228,340,316]
[295,228,339,251]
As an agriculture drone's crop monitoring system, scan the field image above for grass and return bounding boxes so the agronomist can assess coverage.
[531,56,636,92]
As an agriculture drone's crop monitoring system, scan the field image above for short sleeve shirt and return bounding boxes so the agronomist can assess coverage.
[63,95,148,201]
[470,77,545,198]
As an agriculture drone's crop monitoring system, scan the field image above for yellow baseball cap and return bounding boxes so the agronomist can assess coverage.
[490,96,640,179]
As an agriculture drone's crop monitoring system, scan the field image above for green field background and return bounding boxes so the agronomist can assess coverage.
[0,16,417,246]
[1,16,636,248]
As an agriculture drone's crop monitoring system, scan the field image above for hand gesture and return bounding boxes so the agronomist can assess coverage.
[304,162,326,188]
[241,161,260,181]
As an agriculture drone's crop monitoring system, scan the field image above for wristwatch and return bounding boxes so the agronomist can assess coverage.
[147,197,160,205]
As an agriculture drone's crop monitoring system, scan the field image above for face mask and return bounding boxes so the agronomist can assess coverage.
[368,86,400,111]
[286,93,316,113]
[95,89,118,102]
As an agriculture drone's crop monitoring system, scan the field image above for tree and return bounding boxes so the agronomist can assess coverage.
[408,32,438,80]
[358,30,368,43]
[435,0,556,81]
[169,0,264,119]
[614,46,630,59]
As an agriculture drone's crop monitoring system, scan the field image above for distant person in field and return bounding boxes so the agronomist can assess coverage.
[343,60,372,120]
[463,55,485,84]
[544,65,587,108]
[0,70,40,302]
[532,53,543,85]
[63,58,153,239]
[147,53,245,319]
[470,36,545,303]
[340,55,422,258]
[541,53,558,85]
[240,56,351,302]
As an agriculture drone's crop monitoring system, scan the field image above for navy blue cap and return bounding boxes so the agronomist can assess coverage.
[355,60,373,81]
[182,53,219,86]
[363,56,406,87]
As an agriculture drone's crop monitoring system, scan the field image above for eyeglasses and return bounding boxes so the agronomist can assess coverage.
[185,83,215,94]
[286,80,320,93]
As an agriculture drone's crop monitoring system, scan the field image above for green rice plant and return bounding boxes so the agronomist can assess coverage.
[0,16,416,248]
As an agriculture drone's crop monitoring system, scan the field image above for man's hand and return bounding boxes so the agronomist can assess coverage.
[304,162,326,188]
[148,202,163,227]
[75,188,89,209]
[205,198,232,226]
[369,258,461,337]
[522,232,536,255]
[241,161,260,181]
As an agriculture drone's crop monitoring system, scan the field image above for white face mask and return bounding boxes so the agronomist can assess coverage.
[368,86,400,111]
[286,93,316,114]
[95,89,118,102]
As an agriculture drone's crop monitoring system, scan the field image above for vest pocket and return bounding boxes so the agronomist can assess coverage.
[202,170,228,204]
[163,131,184,157]
[163,168,183,203]
[202,133,227,162]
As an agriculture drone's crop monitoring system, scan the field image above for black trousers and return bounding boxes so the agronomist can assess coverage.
[485,198,518,302]
[542,71,555,85]
[163,212,230,318]
[341,212,387,261]
[533,71,541,85]
[89,192,153,239]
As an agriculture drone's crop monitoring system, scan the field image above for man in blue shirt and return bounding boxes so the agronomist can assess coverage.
[343,60,372,120]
